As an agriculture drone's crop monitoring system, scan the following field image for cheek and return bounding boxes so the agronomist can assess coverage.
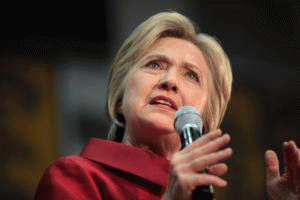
[124,73,146,102]
[184,87,209,115]
[198,94,208,115]
[121,86,137,126]
[121,73,149,116]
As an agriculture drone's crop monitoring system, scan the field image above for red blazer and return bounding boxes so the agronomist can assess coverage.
[34,138,170,199]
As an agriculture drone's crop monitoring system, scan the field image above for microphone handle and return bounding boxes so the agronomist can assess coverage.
[192,185,214,200]
[192,167,214,200]
[181,127,214,200]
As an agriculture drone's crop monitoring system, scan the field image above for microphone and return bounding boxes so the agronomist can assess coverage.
[174,106,214,200]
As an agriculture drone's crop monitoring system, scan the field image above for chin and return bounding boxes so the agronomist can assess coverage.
[144,119,175,135]
[136,108,176,133]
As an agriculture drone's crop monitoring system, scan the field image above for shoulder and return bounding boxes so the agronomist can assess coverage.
[35,155,103,199]
[43,155,106,180]
[52,155,89,165]
[44,156,88,174]
[37,155,94,182]
[48,155,93,169]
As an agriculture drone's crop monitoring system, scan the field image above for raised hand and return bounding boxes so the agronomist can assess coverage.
[162,130,233,200]
[265,141,300,200]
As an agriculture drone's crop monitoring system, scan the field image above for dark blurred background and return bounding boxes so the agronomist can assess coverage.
[1,1,299,199]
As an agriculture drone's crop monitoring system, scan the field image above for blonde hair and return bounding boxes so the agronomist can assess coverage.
[106,11,232,141]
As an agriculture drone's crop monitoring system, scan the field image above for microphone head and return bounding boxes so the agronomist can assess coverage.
[174,106,203,134]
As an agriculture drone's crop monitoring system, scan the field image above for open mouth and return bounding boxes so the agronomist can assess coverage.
[150,96,177,110]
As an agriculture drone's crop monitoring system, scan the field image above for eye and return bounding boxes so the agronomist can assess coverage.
[187,71,199,82]
[145,61,160,69]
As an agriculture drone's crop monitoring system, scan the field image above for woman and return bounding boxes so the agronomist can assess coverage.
[35,11,300,200]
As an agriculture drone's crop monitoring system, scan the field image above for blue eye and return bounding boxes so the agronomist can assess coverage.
[187,71,199,81]
[146,61,160,69]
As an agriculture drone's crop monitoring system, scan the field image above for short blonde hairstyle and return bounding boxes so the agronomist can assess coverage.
[106,11,232,142]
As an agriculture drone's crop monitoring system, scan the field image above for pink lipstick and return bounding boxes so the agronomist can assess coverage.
[150,95,178,111]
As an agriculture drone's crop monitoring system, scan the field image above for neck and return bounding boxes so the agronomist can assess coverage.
[122,129,181,160]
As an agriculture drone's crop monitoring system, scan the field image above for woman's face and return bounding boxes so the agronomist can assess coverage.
[121,37,210,141]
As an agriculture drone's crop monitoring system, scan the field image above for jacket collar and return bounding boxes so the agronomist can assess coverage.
[80,138,170,187]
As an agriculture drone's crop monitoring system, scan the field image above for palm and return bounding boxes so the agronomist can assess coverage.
[265,141,300,200]
[267,172,296,199]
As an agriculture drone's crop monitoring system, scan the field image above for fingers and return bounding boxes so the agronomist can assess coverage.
[283,141,300,187]
[182,129,222,154]
[185,173,228,189]
[265,150,280,182]
[283,141,298,176]
[283,141,294,176]
[165,130,231,200]
[208,163,228,177]
[265,142,300,200]
[187,147,232,173]
[181,133,231,165]
[171,129,232,176]
[164,170,228,200]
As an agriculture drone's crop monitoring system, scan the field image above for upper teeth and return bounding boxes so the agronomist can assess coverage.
[155,99,172,107]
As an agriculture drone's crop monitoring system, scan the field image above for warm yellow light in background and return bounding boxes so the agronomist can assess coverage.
[1,57,57,198]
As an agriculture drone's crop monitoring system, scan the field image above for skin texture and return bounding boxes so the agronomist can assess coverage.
[163,130,232,200]
[265,141,300,200]
[121,37,210,159]
[120,37,233,199]
[119,36,300,199]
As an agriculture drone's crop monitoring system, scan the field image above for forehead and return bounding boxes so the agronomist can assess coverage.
[147,37,202,53]
[140,37,209,72]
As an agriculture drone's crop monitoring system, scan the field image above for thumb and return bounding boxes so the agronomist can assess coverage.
[265,150,280,182]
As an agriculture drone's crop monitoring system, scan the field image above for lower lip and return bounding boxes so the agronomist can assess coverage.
[150,104,176,112]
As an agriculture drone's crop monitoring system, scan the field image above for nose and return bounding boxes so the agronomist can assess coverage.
[158,69,178,92]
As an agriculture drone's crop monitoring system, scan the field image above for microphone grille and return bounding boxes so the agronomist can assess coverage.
[174,106,203,133]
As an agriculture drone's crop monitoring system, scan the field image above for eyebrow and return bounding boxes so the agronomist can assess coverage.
[143,54,203,74]
[142,54,172,64]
